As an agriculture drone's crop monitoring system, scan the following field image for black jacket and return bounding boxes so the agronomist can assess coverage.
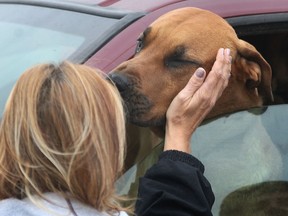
[135,150,215,216]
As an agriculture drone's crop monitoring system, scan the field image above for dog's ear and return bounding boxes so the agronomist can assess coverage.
[234,39,274,104]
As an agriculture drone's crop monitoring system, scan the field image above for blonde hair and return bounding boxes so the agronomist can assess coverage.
[0,62,128,214]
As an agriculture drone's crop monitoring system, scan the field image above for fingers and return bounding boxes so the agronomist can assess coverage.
[177,68,207,101]
[190,48,232,113]
[209,48,232,82]
[164,48,232,153]
[199,48,232,102]
[170,47,232,111]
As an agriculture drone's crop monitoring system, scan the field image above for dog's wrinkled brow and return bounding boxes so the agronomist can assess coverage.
[174,45,186,57]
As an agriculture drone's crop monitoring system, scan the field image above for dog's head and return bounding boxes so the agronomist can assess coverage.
[109,7,273,129]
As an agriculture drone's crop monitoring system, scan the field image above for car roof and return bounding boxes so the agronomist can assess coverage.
[56,0,187,12]
[49,0,288,15]
[2,0,287,15]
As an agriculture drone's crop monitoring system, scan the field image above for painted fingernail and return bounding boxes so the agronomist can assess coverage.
[195,68,205,78]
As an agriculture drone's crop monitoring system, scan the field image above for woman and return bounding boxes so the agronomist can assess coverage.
[0,48,231,215]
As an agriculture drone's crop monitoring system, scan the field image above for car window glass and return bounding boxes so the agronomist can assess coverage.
[0,4,119,115]
[116,104,288,216]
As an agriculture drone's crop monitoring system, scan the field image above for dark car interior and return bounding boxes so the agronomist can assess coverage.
[230,13,288,104]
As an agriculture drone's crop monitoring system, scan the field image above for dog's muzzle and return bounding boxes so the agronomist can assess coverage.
[107,72,154,126]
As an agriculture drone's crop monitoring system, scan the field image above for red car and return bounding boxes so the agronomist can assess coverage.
[0,0,288,215]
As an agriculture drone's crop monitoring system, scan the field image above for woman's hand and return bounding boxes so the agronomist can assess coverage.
[164,48,232,153]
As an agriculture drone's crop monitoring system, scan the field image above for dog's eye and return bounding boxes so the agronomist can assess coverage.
[165,46,200,68]
[166,59,190,68]
[165,46,188,68]
[165,58,201,69]
[135,38,143,54]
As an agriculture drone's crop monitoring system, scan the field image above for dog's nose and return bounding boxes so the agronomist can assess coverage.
[107,73,129,93]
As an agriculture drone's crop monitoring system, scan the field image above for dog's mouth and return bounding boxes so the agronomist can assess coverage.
[108,72,165,127]
[122,90,152,125]
[121,89,167,127]
[129,110,166,127]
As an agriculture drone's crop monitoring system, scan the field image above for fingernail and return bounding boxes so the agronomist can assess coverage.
[195,68,205,78]
[219,48,224,55]
[225,48,231,55]
[229,56,233,64]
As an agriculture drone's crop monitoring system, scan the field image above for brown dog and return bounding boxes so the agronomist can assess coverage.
[109,7,274,137]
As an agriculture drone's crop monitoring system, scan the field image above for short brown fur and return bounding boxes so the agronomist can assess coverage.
[111,7,273,136]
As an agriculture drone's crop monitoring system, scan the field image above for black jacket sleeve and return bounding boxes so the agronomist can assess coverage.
[135,150,215,216]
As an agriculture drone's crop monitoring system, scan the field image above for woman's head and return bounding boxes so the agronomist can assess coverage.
[0,62,126,212]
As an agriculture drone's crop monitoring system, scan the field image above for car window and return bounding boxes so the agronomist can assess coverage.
[116,104,288,215]
[0,4,119,115]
